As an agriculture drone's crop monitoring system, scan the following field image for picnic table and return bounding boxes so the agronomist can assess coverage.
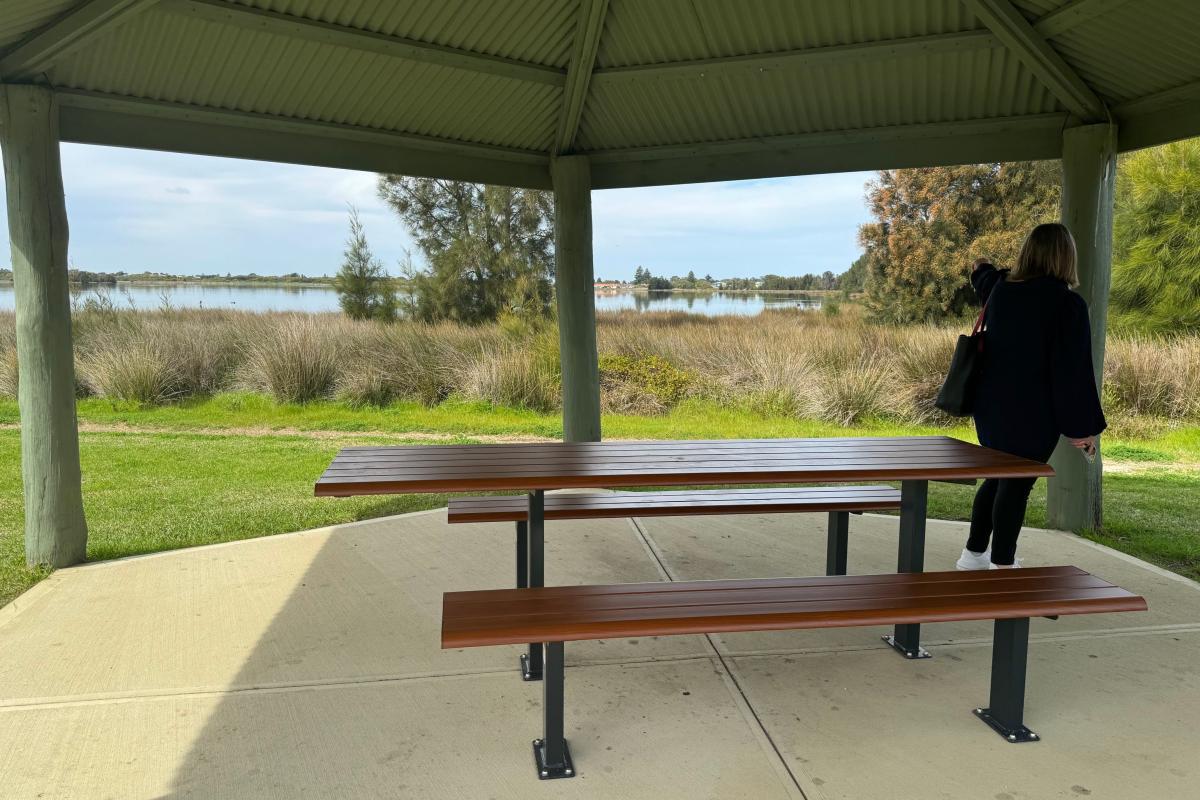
[315,435,1054,664]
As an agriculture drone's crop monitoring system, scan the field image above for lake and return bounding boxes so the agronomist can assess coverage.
[0,283,821,317]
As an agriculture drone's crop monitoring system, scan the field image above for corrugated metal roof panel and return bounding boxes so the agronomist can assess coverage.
[228,0,578,67]
[578,46,1061,150]
[0,0,79,52]
[48,8,561,150]
[596,0,983,68]
[1050,0,1200,104]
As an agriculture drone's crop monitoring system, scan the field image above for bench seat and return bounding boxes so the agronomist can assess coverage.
[446,485,902,523]
[448,485,903,582]
[442,566,1145,779]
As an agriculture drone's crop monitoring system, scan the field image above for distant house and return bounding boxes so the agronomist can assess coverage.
[594,281,624,291]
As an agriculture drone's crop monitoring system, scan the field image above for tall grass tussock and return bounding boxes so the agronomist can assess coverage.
[0,304,1195,430]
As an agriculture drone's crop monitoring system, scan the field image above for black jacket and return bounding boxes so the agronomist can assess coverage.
[970,265,1107,463]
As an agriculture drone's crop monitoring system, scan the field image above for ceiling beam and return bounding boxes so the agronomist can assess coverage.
[0,0,158,81]
[554,0,608,154]
[587,114,1067,189]
[1033,0,1135,39]
[591,29,998,86]
[962,0,1106,121]
[54,89,552,188]
[159,0,565,87]
[1115,79,1200,152]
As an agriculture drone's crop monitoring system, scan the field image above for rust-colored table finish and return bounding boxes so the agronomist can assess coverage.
[315,435,1052,497]
[442,566,1145,649]
[316,435,1054,666]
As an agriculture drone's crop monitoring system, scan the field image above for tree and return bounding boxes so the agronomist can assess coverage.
[633,265,650,285]
[334,208,394,321]
[840,253,868,292]
[377,176,554,323]
[859,162,1061,323]
[1112,139,1200,332]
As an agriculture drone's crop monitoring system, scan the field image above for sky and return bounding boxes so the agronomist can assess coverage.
[0,143,875,281]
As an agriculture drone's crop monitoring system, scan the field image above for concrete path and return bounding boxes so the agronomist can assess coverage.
[1,507,1197,799]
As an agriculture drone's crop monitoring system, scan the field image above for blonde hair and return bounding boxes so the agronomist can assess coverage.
[1012,223,1079,286]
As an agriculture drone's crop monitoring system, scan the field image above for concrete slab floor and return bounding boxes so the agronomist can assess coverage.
[0,507,1196,799]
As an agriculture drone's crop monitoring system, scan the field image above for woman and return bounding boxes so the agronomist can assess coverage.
[956,223,1107,570]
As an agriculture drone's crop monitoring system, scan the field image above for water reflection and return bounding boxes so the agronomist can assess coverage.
[0,283,822,317]
[596,290,821,316]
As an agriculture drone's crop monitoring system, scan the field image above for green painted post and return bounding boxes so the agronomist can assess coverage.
[551,155,601,442]
[1047,122,1116,533]
[0,85,88,567]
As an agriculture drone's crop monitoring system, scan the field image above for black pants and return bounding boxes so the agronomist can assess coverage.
[966,477,1038,565]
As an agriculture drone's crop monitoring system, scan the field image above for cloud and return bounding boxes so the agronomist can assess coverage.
[2,143,872,279]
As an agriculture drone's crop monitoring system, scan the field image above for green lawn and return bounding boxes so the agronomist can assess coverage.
[1,395,1197,608]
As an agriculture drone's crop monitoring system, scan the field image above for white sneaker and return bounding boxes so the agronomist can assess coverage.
[989,555,1023,569]
[956,548,991,571]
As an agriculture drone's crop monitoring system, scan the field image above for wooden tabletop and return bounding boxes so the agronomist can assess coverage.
[315,435,1054,497]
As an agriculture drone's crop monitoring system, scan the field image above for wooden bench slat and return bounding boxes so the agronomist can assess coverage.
[442,565,1089,603]
[446,486,902,523]
[441,567,1146,648]
[443,573,1115,619]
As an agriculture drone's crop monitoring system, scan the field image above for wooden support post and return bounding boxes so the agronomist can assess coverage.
[1048,123,1116,533]
[551,155,601,442]
[0,85,88,567]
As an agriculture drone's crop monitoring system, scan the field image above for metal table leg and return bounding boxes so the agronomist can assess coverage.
[520,489,545,681]
[884,479,931,659]
[532,641,574,778]
[974,617,1039,742]
[826,511,849,576]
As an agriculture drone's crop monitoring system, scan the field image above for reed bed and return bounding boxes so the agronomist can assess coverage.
[0,306,1195,429]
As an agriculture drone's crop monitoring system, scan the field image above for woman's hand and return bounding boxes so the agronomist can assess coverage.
[1068,435,1098,457]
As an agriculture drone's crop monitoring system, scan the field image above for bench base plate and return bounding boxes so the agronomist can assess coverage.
[532,738,575,779]
[881,634,931,659]
[973,708,1040,743]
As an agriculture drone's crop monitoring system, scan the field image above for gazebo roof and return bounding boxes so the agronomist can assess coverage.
[1,0,1198,189]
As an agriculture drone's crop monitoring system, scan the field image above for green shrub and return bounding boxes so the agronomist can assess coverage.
[598,354,692,414]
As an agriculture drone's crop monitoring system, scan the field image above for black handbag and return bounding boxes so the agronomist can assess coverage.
[935,302,988,416]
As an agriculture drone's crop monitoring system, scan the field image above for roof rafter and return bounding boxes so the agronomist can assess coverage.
[1114,78,1200,151]
[1033,0,1135,39]
[590,29,999,85]
[0,0,158,81]
[55,89,552,188]
[961,0,1106,121]
[158,0,565,87]
[554,0,608,154]
[586,114,1068,189]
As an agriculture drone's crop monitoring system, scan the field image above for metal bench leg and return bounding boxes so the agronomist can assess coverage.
[826,511,849,576]
[516,520,528,589]
[974,617,1039,743]
[533,641,574,779]
[520,490,544,682]
[884,479,931,659]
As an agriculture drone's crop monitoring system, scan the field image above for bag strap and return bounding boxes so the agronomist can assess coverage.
[971,300,989,336]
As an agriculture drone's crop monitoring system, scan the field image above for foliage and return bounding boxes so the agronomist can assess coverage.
[1112,139,1200,332]
[599,353,693,413]
[377,176,554,323]
[859,162,1061,323]
[333,208,395,321]
[242,316,342,403]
